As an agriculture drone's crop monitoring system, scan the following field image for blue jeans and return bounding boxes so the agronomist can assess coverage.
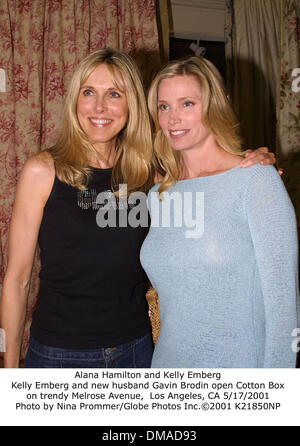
[24,333,153,368]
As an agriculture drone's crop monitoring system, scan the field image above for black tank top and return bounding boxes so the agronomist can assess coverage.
[30,167,151,348]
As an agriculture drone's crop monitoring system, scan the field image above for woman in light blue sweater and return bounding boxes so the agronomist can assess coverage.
[140,56,299,368]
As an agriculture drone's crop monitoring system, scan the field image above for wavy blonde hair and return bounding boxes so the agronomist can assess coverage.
[147,56,244,194]
[47,48,154,193]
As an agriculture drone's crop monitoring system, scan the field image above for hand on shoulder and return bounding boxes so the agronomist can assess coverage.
[239,147,277,169]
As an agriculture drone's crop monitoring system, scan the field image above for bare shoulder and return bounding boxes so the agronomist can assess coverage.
[17,151,55,203]
[22,151,54,175]
[20,151,54,184]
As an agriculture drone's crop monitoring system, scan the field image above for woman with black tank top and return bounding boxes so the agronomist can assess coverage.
[1,49,155,368]
[0,48,276,368]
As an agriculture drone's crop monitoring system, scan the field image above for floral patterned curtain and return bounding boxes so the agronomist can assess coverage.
[0,0,161,362]
[277,0,300,237]
[225,0,300,241]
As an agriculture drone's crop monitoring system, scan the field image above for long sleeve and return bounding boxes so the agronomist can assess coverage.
[141,165,299,368]
[245,165,299,367]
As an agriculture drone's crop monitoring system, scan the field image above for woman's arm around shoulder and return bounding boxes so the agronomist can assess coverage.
[0,151,55,367]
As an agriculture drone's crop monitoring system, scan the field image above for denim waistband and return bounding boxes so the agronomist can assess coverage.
[27,332,152,361]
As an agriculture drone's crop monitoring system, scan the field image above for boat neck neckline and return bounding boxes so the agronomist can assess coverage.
[175,165,241,183]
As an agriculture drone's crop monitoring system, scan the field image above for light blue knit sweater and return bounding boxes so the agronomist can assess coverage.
[140,165,299,368]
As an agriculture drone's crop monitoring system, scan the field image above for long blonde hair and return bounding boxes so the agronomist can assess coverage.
[147,56,244,193]
[47,48,154,193]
